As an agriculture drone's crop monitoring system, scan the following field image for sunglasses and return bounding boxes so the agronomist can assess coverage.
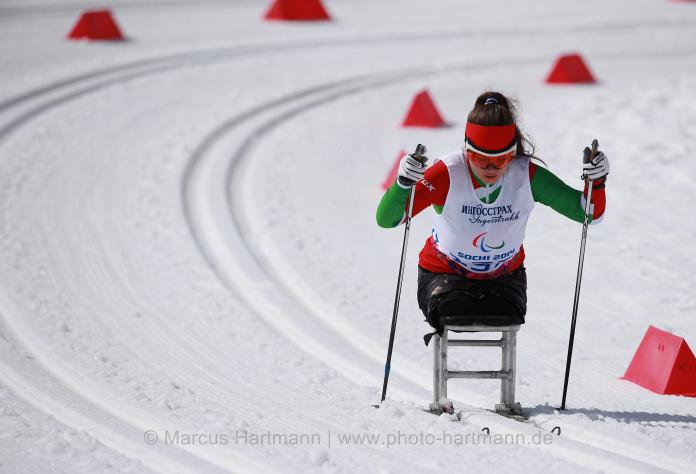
[466,149,515,169]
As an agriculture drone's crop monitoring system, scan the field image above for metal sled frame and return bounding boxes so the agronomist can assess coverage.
[430,323,522,415]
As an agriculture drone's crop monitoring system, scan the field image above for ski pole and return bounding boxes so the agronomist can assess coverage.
[560,139,598,410]
[379,144,427,404]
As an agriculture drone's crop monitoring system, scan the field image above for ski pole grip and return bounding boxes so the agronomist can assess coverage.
[582,139,599,181]
[583,139,599,164]
[410,143,428,165]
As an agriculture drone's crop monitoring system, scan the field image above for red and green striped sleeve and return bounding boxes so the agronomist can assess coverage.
[376,160,450,228]
[530,163,606,223]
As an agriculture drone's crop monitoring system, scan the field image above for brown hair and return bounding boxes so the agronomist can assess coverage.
[467,91,538,160]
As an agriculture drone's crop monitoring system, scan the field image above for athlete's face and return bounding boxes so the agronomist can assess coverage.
[466,150,514,184]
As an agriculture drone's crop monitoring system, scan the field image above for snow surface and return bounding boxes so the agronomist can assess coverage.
[1,0,696,472]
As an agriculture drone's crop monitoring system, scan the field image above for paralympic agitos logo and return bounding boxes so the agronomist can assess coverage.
[472,232,505,253]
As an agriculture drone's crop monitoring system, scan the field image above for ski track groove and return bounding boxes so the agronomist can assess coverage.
[0,15,693,472]
[0,42,353,474]
[0,35,503,474]
[0,45,356,474]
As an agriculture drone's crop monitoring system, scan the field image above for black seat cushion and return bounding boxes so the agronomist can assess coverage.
[418,266,527,331]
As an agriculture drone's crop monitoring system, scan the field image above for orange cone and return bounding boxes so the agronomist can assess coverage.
[264,0,331,21]
[401,90,446,128]
[545,53,596,84]
[381,150,407,190]
[621,326,696,397]
[68,10,124,41]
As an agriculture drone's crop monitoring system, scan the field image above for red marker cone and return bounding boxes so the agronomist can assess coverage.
[621,326,696,396]
[381,150,407,190]
[545,53,596,84]
[68,10,124,41]
[264,0,331,21]
[401,90,446,128]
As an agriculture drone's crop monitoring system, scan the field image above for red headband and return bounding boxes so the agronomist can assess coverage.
[465,123,517,156]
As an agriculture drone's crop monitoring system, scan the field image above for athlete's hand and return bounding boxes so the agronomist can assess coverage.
[397,147,428,188]
[582,149,610,182]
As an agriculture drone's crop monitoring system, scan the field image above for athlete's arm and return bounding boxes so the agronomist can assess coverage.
[376,160,450,228]
[530,162,606,223]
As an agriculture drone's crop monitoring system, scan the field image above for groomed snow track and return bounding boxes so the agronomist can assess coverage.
[1,2,695,472]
